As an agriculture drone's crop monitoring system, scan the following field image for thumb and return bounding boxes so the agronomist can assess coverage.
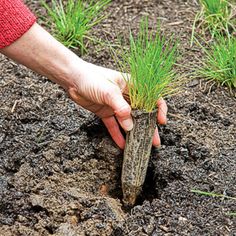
[106,90,133,131]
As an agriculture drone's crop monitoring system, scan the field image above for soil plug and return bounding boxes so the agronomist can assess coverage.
[115,18,183,206]
[122,109,156,206]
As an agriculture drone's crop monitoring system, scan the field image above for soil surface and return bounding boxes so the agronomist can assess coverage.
[1,0,236,235]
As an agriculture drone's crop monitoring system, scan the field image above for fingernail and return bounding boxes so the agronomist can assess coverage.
[122,118,133,131]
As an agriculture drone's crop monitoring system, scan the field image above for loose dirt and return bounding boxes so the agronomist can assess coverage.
[0,0,235,235]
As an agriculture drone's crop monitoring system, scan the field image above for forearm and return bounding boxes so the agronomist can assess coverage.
[0,23,85,91]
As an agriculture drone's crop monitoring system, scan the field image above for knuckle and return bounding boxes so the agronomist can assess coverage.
[103,88,117,103]
[115,104,131,117]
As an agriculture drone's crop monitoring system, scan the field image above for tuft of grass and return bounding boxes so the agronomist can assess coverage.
[191,0,235,45]
[117,19,181,112]
[201,0,229,18]
[196,35,236,89]
[42,0,110,53]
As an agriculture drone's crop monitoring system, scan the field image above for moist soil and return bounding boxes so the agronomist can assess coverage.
[0,0,236,235]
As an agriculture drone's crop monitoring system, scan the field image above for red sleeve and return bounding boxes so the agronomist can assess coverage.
[0,0,36,48]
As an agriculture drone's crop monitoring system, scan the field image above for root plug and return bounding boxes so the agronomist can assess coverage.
[121,110,156,206]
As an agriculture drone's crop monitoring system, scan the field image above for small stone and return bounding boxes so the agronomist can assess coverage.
[30,194,44,207]
[69,203,78,210]
[188,79,199,87]
[17,215,27,223]
[159,225,169,232]
[96,223,106,229]
[179,216,188,222]
[0,134,5,143]
[70,215,78,226]
[43,149,55,161]
[99,184,109,196]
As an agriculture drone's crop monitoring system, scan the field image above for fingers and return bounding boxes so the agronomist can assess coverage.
[115,101,133,132]
[154,99,167,148]
[104,116,161,149]
[116,73,129,92]
[105,90,133,132]
[152,127,161,147]
[115,108,133,132]
[157,98,168,125]
[116,73,130,104]
[102,116,126,149]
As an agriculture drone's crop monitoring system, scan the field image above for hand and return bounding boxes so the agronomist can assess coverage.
[0,23,167,149]
[68,62,168,149]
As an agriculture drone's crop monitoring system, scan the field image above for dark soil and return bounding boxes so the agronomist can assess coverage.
[1,0,236,235]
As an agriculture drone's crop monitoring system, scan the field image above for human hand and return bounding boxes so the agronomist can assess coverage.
[0,23,167,149]
[67,62,168,149]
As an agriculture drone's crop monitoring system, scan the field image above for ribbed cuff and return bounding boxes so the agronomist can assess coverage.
[0,0,36,48]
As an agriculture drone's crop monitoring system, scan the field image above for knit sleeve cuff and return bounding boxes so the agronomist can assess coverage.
[0,0,37,49]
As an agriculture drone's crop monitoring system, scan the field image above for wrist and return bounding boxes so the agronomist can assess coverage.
[44,49,88,92]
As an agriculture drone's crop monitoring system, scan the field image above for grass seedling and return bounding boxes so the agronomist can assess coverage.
[120,19,183,206]
[191,189,236,200]
[42,0,110,53]
[226,212,236,216]
[120,19,179,112]
[191,189,236,217]
[196,35,236,89]
[191,0,235,46]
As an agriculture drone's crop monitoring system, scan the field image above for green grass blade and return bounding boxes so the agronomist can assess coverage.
[115,18,183,112]
[191,189,236,200]
[41,0,111,53]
